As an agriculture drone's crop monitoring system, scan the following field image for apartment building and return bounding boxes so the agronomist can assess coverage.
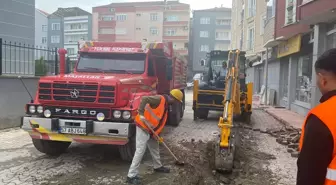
[231,0,279,99]
[92,1,190,56]
[48,7,92,61]
[191,7,232,73]
[35,9,49,48]
[0,0,35,44]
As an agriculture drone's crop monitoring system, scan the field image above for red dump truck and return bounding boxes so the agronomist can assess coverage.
[21,41,187,161]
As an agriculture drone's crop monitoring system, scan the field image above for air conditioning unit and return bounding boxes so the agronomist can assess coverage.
[184,26,188,30]
[110,8,115,12]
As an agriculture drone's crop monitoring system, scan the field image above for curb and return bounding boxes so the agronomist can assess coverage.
[263,109,301,130]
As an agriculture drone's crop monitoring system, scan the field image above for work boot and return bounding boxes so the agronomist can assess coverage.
[126,176,142,185]
[154,166,170,173]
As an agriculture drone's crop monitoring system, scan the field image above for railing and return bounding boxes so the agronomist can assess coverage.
[0,38,58,77]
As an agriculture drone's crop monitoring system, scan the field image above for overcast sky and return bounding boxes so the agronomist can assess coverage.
[35,0,232,14]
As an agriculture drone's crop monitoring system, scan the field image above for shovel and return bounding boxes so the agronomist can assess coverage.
[141,118,185,166]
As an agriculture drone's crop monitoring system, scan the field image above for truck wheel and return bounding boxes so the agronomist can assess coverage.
[118,135,136,162]
[32,139,71,156]
[199,109,209,119]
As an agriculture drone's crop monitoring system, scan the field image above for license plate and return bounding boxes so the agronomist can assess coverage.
[60,127,86,135]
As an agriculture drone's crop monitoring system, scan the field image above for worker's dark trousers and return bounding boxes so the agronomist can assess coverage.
[127,126,162,178]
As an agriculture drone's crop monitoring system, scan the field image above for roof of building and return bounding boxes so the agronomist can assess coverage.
[36,8,50,17]
[194,7,231,12]
[49,7,91,18]
[94,0,189,8]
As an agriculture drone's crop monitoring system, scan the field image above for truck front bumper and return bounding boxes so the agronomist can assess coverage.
[21,116,135,145]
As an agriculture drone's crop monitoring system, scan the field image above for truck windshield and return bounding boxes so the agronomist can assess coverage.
[77,53,146,74]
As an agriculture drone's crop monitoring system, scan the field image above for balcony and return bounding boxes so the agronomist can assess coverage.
[263,17,276,47]
[175,48,188,55]
[299,0,336,25]
[163,21,189,26]
[98,20,116,28]
[163,35,188,41]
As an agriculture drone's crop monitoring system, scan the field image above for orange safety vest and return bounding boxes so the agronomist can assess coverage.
[134,95,168,135]
[299,96,336,185]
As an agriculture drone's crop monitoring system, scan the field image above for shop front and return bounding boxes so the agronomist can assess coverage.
[277,34,313,116]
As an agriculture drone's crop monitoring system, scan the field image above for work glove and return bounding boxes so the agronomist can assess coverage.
[140,115,146,122]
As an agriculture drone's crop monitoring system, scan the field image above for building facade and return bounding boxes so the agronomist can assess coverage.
[92,1,190,57]
[35,9,49,48]
[0,0,35,44]
[191,7,232,73]
[48,7,92,61]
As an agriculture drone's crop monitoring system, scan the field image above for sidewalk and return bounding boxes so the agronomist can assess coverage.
[252,95,304,130]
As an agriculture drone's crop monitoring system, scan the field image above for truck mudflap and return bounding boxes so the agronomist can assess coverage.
[21,117,133,145]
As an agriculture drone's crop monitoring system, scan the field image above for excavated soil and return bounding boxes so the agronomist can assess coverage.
[158,128,278,185]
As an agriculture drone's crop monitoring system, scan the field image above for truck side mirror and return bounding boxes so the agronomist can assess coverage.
[166,59,173,80]
[200,59,205,66]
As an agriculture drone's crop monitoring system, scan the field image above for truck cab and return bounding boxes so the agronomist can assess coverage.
[21,41,187,161]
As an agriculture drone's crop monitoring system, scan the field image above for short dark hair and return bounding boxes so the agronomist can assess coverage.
[315,48,336,75]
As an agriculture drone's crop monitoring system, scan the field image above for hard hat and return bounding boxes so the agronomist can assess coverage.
[170,89,183,102]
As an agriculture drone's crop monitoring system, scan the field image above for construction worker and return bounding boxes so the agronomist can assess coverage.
[297,48,336,185]
[126,89,184,185]
[218,61,228,77]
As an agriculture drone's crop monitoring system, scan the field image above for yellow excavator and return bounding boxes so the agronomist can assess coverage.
[193,49,253,172]
[215,49,253,172]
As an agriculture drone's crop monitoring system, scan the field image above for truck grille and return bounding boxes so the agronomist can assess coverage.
[38,82,115,104]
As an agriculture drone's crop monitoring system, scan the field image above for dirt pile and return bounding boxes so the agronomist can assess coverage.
[163,128,277,185]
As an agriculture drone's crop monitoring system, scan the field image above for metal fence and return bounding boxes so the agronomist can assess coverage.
[0,38,58,76]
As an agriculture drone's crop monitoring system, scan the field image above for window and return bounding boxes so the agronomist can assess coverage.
[295,55,313,103]
[99,28,114,34]
[150,13,158,21]
[260,16,267,35]
[42,25,47,32]
[215,43,229,50]
[247,27,254,50]
[52,23,60,30]
[51,35,60,43]
[116,14,127,21]
[200,45,209,52]
[216,31,230,40]
[77,53,146,74]
[216,19,230,25]
[200,17,210,24]
[165,29,176,36]
[64,35,88,43]
[200,31,209,38]
[115,28,127,35]
[101,15,114,21]
[266,0,276,19]
[248,0,256,17]
[42,37,47,44]
[150,27,159,35]
[166,15,178,22]
[67,48,75,55]
[285,0,297,25]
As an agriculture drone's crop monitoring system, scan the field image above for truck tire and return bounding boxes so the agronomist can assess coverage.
[32,139,71,156]
[199,109,209,119]
[118,135,136,162]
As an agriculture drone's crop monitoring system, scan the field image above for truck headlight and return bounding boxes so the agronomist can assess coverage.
[37,106,43,113]
[113,110,121,118]
[122,111,131,119]
[44,109,51,118]
[29,105,36,113]
[97,112,105,121]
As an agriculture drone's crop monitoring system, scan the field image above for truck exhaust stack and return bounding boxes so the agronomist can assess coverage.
[58,48,67,75]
